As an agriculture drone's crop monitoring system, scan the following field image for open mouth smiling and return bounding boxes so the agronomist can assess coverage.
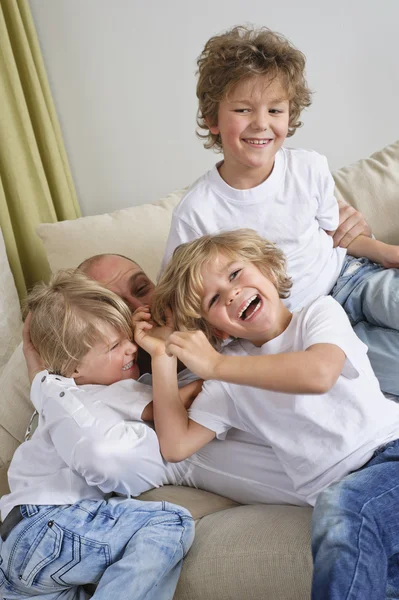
[122,359,135,371]
[237,295,262,320]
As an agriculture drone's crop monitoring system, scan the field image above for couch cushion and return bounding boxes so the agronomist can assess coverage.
[175,503,313,600]
[138,485,238,520]
[333,139,399,245]
[0,229,22,376]
[36,141,399,286]
[0,343,33,467]
[36,190,185,283]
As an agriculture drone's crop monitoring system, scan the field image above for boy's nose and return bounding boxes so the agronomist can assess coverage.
[125,339,138,354]
[226,288,240,305]
[252,110,268,131]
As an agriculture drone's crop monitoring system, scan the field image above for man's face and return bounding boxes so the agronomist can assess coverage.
[86,255,155,311]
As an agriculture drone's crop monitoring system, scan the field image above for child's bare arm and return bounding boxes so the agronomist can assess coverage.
[134,320,214,458]
[151,353,215,462]
[140,378,203,421]
[166,331,346,394]
[346,235,399,268]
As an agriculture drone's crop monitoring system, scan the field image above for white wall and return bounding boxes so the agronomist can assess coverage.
[29,0,399,216]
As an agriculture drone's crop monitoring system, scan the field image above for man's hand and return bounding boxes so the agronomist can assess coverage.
[23,313,45,383]
[332,199,372,248]
[165,330,223,380]
[377,243,399,269]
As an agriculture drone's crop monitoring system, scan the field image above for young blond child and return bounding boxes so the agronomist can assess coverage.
[161,25,399,396]
[1,271,312,598]
[0,270,195,600]
[148,229,399,599]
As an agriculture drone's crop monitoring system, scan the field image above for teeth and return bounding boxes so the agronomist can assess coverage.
[122,360,134,371]
[238,295,258,319]
[245,139,270,145]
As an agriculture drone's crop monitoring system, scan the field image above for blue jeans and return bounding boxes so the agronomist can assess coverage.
[0,497,194,599]
[331,255,399,395]
[312,438,399,600]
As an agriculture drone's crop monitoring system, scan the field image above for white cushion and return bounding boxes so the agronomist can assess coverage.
[333,139,399,245]
[36,190,185,283]
[36,142,399,283]
[0,343,32,467]
[0,229,22,376]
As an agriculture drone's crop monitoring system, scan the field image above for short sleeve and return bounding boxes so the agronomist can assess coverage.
[302,296,367,379]
[188,380,237,439]
[315,155,339,231]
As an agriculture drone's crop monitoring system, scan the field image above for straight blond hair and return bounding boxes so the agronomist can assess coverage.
[27,269,133,377]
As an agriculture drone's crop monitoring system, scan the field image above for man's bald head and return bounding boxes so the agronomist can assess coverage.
[79,254,155,311]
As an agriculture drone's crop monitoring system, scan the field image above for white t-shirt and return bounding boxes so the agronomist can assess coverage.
[0,373,182,520]
[161,147,347,310]
[1,372,306,520]
[188,297,399,505]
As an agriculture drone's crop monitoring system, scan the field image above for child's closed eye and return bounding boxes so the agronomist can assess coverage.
[209,294,219,309]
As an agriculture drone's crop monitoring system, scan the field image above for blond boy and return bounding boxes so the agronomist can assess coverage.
[0,270,194,600]
[148,229,399,599]
[161,25,399,396]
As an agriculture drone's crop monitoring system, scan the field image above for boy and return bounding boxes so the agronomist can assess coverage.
[148,229,399,599]
[161,25,399,396]
[0,270,194,600]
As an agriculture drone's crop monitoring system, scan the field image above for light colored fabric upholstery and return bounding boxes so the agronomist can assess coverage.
[36,191,184,282]
[139,485,239,520]
[0,343,32,468]
[333,139,399,245]
[175,504,313,600]
[36,141,399,281]
[0,229,22,376]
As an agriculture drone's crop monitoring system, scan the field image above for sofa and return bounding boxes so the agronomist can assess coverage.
[0,140,398,600]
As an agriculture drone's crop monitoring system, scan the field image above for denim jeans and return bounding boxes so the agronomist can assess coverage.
[331,255,399,395]
[0,497,194,599]
[312,438,399,600]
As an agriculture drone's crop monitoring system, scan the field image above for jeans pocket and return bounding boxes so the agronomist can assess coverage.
[20,521,110,589]
[20,520,63,587]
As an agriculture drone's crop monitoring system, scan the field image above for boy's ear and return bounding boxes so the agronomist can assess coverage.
[205,116,219,136]
[72,366,82,381]
[211,327,230,341]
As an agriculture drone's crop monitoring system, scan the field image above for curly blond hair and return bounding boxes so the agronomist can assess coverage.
[196,25,312,151]
[27,269,133,377]
[152,229,292,346]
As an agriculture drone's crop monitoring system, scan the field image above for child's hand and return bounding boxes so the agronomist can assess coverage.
[23,313,45,383]
[131,305,152,329]
[165,330,222,380]
[134,320,167,358]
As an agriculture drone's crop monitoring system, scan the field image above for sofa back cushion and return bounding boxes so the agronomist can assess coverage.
[333,139,399,245]
[36,141,399,279]
[0,229,22,376]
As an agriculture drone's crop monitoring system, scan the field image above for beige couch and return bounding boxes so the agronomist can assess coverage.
[1,140,398,599]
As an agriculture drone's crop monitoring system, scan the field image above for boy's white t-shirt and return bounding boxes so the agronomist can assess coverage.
[188,296,399,505]
[1,372,308,520]
[0,375,182,520]
[161,147,346,310]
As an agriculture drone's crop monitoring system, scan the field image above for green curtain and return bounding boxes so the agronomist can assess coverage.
[0,0,81,301]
